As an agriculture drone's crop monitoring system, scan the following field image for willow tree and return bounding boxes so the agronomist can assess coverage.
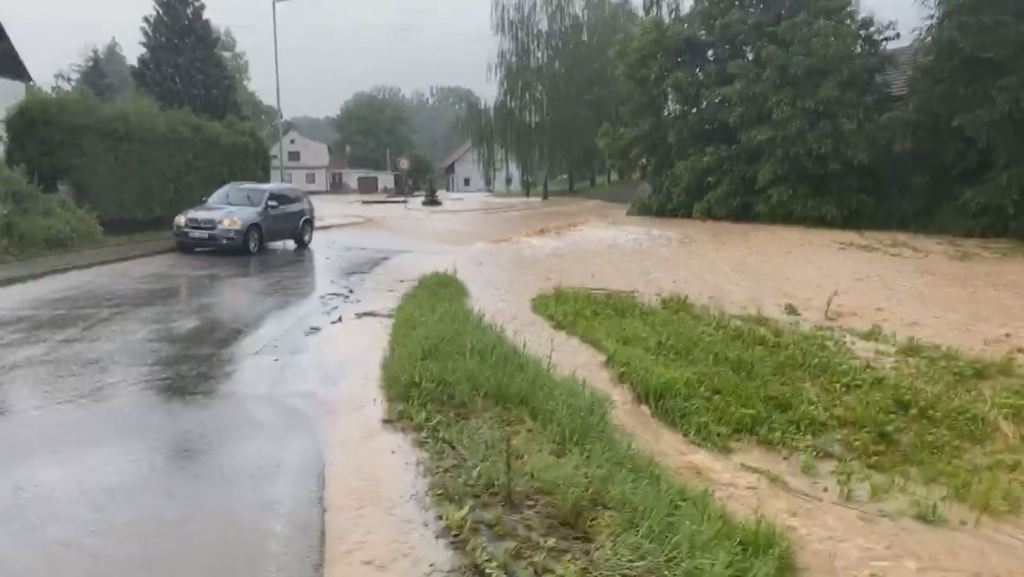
[486,0,636,197]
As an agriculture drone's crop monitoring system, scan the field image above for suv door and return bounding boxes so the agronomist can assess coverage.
[281,188,306,239]
[265,190,293,241]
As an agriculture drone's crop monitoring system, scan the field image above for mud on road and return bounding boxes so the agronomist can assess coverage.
[355,193,1024,576]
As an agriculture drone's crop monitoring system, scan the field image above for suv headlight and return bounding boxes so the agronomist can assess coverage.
[173,214,187,228]
[220,217,243,230]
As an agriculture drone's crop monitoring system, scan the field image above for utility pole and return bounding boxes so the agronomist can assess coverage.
[273,0,288,183]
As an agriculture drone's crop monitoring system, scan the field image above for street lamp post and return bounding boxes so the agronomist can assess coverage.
[272,0,288,183]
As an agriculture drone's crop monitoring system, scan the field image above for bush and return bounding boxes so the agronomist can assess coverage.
[5,92,268,229]
[0,163,102,256]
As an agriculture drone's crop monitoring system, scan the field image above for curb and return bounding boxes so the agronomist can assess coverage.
[0,219,369,288]
[0,242,176,288]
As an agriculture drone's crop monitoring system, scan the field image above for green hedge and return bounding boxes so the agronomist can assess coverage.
[0,163,102,257]
[5,92,269,229]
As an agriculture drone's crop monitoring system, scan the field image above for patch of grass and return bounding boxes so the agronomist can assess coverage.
[533,289,1024,514]
[799,454,819,477]
[383,274,794,576]
[0,230,167,264]
[911,499,948,526]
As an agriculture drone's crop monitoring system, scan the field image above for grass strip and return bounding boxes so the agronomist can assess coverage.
[382,273,794,576]
[533,289,1024,514]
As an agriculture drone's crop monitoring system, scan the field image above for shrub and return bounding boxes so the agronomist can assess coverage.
[5,92,268,229]
[0,163,102,256]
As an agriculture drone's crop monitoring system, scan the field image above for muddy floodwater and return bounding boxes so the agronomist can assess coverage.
[4,192,1024,576]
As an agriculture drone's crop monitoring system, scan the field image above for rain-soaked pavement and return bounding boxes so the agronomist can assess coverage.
[0,230,406,577]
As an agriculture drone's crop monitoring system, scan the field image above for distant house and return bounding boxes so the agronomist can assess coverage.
[881,43,921,100]
[440,141,523,194]
[0,19,33,155]
[269,129,331,193]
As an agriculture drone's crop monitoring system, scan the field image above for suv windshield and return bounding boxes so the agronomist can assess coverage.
[206,184,266,207]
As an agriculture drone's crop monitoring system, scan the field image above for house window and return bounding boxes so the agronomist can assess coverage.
[283,173,293,183]
[271,153,278,160]
[463,177,471,187]
[288,151,301,162]
[306,172,317,184]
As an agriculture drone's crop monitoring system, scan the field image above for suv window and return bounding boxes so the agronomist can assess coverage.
[268,191,294,206]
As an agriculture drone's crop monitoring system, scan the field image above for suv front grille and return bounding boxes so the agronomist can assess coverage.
[186,217,217,230]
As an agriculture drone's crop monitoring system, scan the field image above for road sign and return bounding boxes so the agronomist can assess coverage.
[398,157,411,171]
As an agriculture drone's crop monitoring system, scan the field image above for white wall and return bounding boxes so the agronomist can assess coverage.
[336,170,396,193]
[269,129,330,192]
[447,147,522,193]
[0,79,26,155]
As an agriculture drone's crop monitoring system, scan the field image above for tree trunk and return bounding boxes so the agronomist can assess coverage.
[525,175,531,198]
[568,169,575,194]
[542,175,549,201]
[589,170,597,189]
[606,166,612,185]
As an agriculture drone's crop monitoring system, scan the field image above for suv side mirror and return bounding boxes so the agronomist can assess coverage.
[267,199,280,209]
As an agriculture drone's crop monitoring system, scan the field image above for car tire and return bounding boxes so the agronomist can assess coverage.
[243,225,263,256]
[295,220,314,249]
[176,242,195,254]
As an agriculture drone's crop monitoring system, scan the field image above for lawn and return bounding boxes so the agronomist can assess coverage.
[495,178,646,205]
[533,289,1024,515]
[0,230,168,265]
[382,273,794,576]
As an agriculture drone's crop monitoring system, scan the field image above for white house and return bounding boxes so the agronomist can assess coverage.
[332,168,396,194]
[0,20,32,155]
[269,129,331,193]
[440,141,523,194]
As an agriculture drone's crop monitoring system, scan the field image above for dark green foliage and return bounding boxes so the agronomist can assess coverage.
[534,288,1024,513]
[5,92,268,229]
[622,0,895,227]
[617,0,1024,238]
[333,87,414,170]
[405,151,435,191]
[75,39,135,102]
[216,27,278,139]
[135,0,240,120]
[0,163,102,256]
[384,273,794,575]
[902,0,1024,237]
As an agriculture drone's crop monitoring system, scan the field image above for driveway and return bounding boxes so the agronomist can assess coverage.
[0,232,401,577]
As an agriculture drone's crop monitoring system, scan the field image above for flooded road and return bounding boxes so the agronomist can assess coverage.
[0,230,437,577]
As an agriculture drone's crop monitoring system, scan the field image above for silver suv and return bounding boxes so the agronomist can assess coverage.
[172,183,316,255]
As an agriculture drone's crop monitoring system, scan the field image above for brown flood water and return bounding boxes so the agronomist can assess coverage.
[328,194,1024,576]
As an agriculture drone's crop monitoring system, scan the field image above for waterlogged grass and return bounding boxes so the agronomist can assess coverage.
[533,289,1024,515]
[382,274,794,576]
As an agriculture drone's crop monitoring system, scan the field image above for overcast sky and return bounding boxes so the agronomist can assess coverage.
[4,0,927,118]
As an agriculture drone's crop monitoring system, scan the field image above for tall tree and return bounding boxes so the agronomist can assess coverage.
[333,88,414,170]
[619,0,895,226]
[488,0,636,197]
[134,0,239,120]
[215,27,277,138]
[52,39,135,101]
[904,0,1024,236]
[78,39,135,102]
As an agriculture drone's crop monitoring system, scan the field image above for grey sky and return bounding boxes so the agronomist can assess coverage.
[4,0,926,118]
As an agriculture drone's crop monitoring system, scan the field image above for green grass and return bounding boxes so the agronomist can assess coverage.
[382,273,794,576]
[496,178,645,205]
[533,289,1024,515]
[0,230,167,264]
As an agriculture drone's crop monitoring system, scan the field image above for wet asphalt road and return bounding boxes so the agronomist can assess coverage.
[0,231,400,577]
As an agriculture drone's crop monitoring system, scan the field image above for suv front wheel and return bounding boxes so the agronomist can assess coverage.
[244,225,263,255]
[295,220,314,249]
